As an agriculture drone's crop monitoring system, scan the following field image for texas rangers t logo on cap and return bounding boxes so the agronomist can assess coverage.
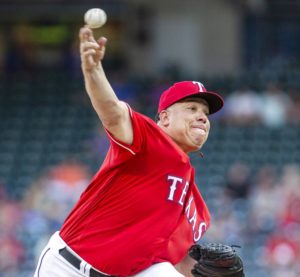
[192,81,205,93]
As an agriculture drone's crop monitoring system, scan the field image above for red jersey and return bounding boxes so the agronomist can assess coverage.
[60,107,210,276]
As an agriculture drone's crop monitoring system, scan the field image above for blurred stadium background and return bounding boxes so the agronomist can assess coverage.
[0,0,300,276]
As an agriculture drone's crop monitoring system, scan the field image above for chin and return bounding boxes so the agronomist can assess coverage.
[186,144,203,153]
[195,137,207,147]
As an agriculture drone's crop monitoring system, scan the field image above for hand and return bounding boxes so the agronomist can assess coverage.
[79,26,107,72]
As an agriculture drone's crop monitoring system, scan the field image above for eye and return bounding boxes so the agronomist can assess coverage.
[187,105,197,111]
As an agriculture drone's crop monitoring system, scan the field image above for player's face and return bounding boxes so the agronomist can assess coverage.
[160,98,210,153]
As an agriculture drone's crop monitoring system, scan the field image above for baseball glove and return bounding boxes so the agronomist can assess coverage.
[189,243,244,277]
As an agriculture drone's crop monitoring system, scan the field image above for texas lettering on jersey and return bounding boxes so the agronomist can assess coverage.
[167,175,207,242]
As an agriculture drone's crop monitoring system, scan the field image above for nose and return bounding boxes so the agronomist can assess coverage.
[196,111,207,123]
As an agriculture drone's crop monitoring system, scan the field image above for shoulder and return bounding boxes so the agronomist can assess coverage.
[130,108,160,130]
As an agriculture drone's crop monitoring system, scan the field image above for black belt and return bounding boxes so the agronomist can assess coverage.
[59,247,114,277]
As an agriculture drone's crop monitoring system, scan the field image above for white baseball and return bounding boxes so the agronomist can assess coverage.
[84,8,107,29]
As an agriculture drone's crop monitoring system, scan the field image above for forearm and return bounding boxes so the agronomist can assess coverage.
[83,64,122,125]
[175,255,196,277]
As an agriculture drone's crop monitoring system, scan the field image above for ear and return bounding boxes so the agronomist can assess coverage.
[159,110,170,127]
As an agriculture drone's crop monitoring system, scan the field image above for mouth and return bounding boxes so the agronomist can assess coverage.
[192,125,206,131]
[191,125,206,135]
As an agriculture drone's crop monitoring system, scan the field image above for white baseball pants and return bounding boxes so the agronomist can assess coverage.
[34,232,184,277]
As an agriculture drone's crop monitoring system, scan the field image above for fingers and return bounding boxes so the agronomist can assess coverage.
[79,26,94,43]
[98,37,107,47]
[95,37,107,61]
[79,26,108,71]
[82,49,97,58]
[80,41,100,53]
[80,39,106,67]
[79,26,107,47]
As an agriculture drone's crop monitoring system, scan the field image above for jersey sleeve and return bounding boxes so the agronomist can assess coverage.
[104,103,146,156]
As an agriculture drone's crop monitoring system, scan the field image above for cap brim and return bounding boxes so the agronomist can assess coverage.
[182,91,224,114]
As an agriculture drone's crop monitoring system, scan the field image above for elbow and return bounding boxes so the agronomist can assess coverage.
[96,100,127,127]
[102,113,123,128]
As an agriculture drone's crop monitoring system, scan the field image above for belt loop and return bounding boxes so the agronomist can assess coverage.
[80,260,91,276]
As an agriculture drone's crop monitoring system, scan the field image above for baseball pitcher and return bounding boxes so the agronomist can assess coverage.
[34,26,244,277]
